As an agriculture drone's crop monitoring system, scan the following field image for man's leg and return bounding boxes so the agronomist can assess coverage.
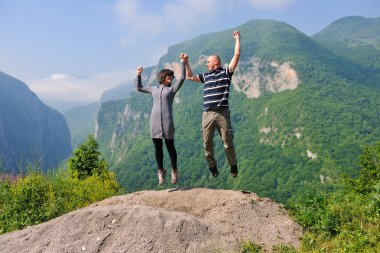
[215,108,238,177]
[202,111,217,173]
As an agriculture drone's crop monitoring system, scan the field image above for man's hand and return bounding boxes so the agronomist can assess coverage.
[137,66,143,76]
[229,30,241,72]
[180,53,188,63]
[180,52,200,82]
[233,30,240,40]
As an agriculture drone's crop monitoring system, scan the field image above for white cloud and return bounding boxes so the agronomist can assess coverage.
[243,0,295,9]
[120,36,135,47]
[113,0,295,37]
[114,0,164,41]
[112,0,232,67]
[112,0,295,54]
[113,0,224,43]
[161,0,220,31]
[50,73,67,80]
[27,69,135,112]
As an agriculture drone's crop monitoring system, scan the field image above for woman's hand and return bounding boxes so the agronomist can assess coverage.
[179,53,188,63]
[137,66,143,75]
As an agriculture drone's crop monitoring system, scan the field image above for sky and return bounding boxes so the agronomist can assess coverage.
[0,0,379,112]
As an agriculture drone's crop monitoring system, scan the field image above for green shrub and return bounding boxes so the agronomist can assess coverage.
[51,170,121,212]
[0,169,121,234]
[240,241,296,253]
[0,171,54,232]
[241,241,263,253]
[346,141,380,194]
[272,244,297,253]
[0,148,121,234]
[293,141,380,252]
[0,135,121,235]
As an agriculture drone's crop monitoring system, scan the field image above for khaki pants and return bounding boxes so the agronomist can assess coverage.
[202,107,237,168]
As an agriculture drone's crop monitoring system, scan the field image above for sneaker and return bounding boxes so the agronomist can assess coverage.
[158,169,166,185]
[171,169,178,184]
[209,166,218,177]
[231,165,238,178]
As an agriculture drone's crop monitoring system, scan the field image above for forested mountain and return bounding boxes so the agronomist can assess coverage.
[312,16,380,69]
[64,102,99,148]
[94,18,380,204]
[100,83,133,102]
[0,72,72,173]
[64,83,134,147]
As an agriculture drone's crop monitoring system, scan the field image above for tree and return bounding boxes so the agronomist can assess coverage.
[67,134,108,179]
[346,141,380,194]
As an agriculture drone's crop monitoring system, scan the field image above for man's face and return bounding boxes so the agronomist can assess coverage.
[206,56,219,71]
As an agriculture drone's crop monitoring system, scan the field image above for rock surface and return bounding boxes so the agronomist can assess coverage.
[0,188,303,253]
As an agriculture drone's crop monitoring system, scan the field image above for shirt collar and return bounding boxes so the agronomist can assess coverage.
[209,67,224,74]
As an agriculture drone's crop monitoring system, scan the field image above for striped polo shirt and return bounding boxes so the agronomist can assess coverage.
[198,67,234,111]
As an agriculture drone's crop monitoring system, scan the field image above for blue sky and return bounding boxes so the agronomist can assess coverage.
[0,0,379,112]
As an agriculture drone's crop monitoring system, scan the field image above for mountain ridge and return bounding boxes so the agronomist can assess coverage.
[312,16,380,69]
[0,71,72,173]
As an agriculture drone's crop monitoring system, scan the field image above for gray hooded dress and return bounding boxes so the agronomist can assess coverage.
[136,62,185,139]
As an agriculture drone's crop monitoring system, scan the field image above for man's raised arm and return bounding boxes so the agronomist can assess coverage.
[228,30,241,73]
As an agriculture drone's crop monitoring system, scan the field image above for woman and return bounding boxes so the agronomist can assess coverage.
[136,55,186,185]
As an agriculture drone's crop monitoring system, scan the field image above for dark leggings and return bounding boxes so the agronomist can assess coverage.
[152,138,177,170]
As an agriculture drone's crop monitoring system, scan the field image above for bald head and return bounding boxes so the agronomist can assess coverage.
[206,55,221,71]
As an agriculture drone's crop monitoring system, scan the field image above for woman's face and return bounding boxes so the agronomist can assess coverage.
[162,74,174,86]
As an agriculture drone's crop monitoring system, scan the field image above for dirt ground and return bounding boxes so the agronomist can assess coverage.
[0,188,303,253]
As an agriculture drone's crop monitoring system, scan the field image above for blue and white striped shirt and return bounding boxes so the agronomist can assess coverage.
[198,67,234,111]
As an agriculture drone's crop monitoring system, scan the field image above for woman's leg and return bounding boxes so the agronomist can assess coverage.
[152,138,164,169]
[165,139,178,184]
[164,139,177,170]
[152,138,166,185]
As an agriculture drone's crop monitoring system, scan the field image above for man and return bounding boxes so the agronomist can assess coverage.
[181,30,241,178]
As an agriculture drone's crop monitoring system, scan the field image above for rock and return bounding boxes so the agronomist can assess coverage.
[0,188,303,252]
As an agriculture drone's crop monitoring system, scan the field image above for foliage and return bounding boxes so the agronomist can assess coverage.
[67,134,108,179]
[240,241,297,253]
[50,169,120,214]
[292,141,380,252]
[0,169,120,234]
[272,245,297,253]
[0,137,121,234]
[241,241,263,253]
[345,142,380,194]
